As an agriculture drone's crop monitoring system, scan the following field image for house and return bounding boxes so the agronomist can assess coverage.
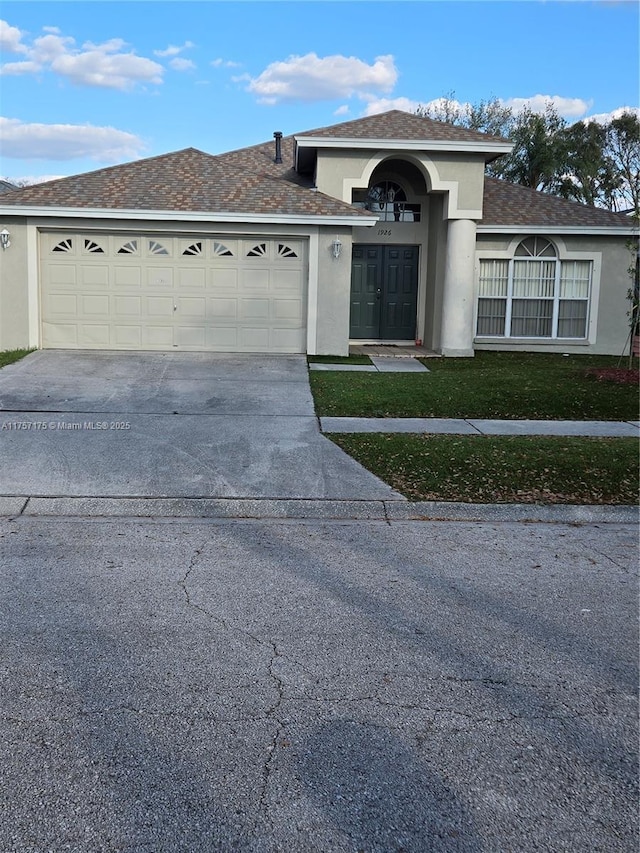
[0,110,634,356]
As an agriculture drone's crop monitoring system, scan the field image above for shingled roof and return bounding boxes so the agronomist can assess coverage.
[0,145,367,218]
[0,111,633,231]
[295,109,509,146]
[481,177,633,229]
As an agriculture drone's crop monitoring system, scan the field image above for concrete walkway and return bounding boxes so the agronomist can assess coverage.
[321,417,640,437]
[310,358,429,373]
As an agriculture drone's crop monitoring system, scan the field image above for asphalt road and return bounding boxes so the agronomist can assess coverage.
[1,514,637,852]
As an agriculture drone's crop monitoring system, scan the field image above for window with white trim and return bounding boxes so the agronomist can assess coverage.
[476,238,592,339]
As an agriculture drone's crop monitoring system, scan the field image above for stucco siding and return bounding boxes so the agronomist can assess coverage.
[0,217,31,350]
[314,226,352,355]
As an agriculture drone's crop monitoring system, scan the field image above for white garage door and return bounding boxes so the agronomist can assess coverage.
[40,232,307,352]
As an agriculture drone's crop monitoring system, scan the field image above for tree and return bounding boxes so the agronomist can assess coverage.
[605,112,640,214]
[416,92,513,139]
[415,96,639,213]
[554,120,620,209]
[491,104,566,191]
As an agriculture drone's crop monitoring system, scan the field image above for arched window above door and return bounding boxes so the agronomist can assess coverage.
[352,180,421,222]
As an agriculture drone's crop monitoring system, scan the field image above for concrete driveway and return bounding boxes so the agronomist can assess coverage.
[0,350,400,500]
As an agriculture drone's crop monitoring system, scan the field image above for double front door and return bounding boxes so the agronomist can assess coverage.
[349,244,419,340]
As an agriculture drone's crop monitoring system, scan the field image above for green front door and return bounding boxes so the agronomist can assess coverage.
[349,245,419,340]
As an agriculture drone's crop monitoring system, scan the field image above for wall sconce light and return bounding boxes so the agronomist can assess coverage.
[331,237,342,259]
[0,229,10,250]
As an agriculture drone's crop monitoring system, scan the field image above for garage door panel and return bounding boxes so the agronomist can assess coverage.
[239,328,270,350]
[45,294,78,315]
[211,269,238,291]
[114,326,143,347]
[114,267,142,287]
[176,326,206,348]
[240,298,270,320]
[273,299,304,321]
[79,266,109,287]
[48,265,77,286]
[40,233,306,352]
[209,298,237,319]
[114,296,142,317]
[271,328,306,351]
[79,324,111,346]
[81,295,110,316]
[179,297,206,317]
[242,269,270,292]
[146,297,174,317]
[177,267,207,289]
[146,272,173,290]
[143,326,174,347]
[42,323,79,346]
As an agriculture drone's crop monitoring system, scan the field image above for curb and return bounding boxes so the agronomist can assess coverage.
[1,496,637,523]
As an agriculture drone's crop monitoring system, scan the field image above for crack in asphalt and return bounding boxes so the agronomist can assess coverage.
[179,546,287,833]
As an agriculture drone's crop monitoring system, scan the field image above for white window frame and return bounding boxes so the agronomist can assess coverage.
[474,236,602,345]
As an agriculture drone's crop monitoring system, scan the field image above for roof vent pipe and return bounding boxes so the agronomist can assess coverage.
[273,131,283,164]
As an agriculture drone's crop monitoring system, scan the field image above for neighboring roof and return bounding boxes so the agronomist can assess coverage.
[481,178,634,231]
[0,180,17,194]
[296,110,509,146]
[0,145,369,220]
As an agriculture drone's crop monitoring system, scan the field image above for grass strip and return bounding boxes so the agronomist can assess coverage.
[310,352,639,420]
[329,434,639,505]
[0,348,33,370]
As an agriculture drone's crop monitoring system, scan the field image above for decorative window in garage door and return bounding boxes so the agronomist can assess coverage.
[278,244,298,258]
[52,238,73,253]
[182,242,202,256]
[84,239,105,254]
[213,241,234,257]
[247,242,267,258]
[118,240,138,254]
[148,240,170,256]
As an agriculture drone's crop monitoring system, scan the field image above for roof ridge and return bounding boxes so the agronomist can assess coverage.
[11,147,217,191]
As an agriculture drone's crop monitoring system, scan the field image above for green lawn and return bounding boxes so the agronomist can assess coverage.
[330,434,639,505]
[0,348,33,369]
[310,352,639,420]
[313,352,639,504]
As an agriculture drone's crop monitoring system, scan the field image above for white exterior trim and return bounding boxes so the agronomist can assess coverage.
[477,224,634,237]
[306,228,319,355]
[295,136,512,156]
[26,221,39,347]
[0,205,378,228]
[474,237,602,346]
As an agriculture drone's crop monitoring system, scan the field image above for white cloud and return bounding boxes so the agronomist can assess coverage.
[169,57,195,72]
[0,117,145,162]
[154,41,194,58]
[0,19,27,54]
[0,61,41,76]
[246,53,398,104]
[0,21,164,90]
[4,174,66,185]
[50,41,163,90]
[334,105,350,116]
[585,106,640,124]
[362,96,422,116]
[211,57,241,68]
[502,94,592,119]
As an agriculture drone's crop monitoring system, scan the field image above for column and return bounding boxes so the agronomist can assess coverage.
[440,218,477,357]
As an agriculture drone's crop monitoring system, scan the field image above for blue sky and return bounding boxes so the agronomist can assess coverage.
[1,0,638,182]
